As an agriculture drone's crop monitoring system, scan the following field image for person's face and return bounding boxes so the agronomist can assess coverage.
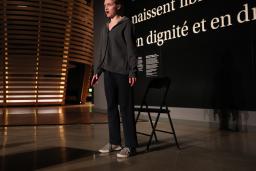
[104,0,120,18]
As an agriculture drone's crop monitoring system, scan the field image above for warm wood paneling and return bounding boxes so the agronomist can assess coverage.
[69,0,93,64]
[0,0,93,106]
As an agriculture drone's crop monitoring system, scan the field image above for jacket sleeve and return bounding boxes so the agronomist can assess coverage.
[124,20,138,77]
[93,28,104,76]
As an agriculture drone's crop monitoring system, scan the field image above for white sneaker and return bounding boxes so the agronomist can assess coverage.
[116,147,136,158]
[98,143,122,153]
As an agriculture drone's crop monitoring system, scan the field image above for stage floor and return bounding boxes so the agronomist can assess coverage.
[0,105,256,171]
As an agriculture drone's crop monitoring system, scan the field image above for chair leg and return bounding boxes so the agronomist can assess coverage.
[135,111,141,123]
[147,113,160,151]
[167,112,180,149]
[147,112,158,142]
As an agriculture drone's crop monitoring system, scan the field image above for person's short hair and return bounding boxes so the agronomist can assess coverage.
[113,0,124,15]
[114,0,124,6]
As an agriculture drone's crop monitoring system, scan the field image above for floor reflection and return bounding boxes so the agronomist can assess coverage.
[0,104,108,126]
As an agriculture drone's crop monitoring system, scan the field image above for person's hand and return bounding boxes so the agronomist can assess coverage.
[129,77,136,87]
[91,74,99,87]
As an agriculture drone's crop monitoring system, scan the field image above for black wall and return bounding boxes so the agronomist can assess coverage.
[94,0,256,110]
[66,61,85,104]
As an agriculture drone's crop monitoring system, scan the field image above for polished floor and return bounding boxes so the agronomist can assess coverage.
[0,105,256,171]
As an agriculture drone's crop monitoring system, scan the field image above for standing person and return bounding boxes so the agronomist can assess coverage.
[91,0,138,158]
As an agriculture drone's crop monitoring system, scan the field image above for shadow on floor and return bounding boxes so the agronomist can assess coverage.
[0,147,95,171]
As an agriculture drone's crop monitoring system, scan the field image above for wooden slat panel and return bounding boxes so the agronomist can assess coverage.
[5,78,64,82]
[6,87,63,91]
[69,58,91,65]
[68,0,93,66]
[6,93,63,96]
[0,0,93,106]
[0,0,5,105]
[70,39,93,50]
[6,1,40,6]
[0,62,3,103]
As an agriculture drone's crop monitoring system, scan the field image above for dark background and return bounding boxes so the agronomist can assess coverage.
[94,0,256,110]
[66,61,85,104]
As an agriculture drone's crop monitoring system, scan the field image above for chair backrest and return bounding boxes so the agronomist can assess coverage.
[141,77,171,109]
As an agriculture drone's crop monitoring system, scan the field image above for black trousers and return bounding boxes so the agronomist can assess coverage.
[104,71,137,148]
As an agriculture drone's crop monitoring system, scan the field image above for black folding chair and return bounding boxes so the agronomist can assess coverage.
[134,77,180,151]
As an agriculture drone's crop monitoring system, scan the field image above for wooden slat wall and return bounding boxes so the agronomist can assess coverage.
[5,0,39,105]
[37,0,68,105]
[0,39,3,104]
[69,0,93,64]
[0,0,6,105]
[0,0,93,106]
[0,0,2,104]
